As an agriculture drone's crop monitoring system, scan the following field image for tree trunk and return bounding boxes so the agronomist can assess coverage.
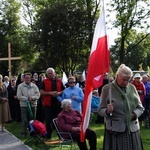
[120,36,125,64]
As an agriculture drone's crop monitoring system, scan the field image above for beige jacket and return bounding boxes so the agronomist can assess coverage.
[17,82,40,107]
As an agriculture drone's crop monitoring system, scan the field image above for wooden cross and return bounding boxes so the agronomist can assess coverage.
[0,43,21,77]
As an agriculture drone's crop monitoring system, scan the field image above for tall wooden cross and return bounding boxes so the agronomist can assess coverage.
[0,43,21,77]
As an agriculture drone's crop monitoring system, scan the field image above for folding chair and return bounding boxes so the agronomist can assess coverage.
[24,121,46,146]
[50,118,76,150]
[90,110,98,123]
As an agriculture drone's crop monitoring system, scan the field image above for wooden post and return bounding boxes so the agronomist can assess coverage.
[0,43,21,77]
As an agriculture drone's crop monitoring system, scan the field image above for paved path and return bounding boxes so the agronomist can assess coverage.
[0,128,32,150]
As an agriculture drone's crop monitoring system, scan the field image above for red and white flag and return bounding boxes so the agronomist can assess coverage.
[80,0,110,142]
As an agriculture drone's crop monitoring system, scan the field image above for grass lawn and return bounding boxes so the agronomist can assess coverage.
[5,120,150,150]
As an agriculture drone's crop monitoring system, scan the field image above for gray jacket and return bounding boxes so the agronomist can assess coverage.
[17,82,40,107]
[98,80,144,133]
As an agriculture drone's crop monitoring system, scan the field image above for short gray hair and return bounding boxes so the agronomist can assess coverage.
[4,76,9,80]
[116,64,133,77]
[61,99,71,109]
[46,67,55,74]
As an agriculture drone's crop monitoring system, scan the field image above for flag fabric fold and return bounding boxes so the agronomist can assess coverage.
[82,70,86,81]
[80,0,110,142]
[62,72,68,87]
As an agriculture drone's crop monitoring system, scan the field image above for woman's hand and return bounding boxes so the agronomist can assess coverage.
[71,95,76,100]
[106,103,113,114]
[72,127,81,132]
[131,112,137,120]
[1,98,7,103]
[50,91,61,97]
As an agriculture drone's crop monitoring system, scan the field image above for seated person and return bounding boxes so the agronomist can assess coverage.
[57,99,97,150]
[91,90,100,112]
[91,90,103,123]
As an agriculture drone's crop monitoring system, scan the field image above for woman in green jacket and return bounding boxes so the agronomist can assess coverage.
[98,64,144,150]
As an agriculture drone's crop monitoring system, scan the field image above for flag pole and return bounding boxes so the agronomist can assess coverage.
[108,71,112,116]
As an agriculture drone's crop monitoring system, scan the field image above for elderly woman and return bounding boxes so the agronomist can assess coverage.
[57,76,84,112]
[91,89,100,112]
[0,74,11,131]
[57,99,97,150]
[131,73,146,126]
[98,64,144,150]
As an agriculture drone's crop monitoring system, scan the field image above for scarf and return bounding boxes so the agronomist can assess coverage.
[112,80,139,132]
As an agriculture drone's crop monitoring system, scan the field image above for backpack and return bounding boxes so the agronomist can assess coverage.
[31,120,47,136]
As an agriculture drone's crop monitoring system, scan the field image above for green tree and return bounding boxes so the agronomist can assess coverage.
[111,31,150,72]
[0,0,22,76]
[108,0,150,65]
[0,0,38,76]
[31,0,100,74]
[125,32,150,71]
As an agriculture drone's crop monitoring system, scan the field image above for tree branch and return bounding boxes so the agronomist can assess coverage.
[125,33,150,55]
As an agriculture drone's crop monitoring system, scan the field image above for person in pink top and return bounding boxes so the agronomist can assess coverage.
[131,73,146,103]
[131,73,146,126]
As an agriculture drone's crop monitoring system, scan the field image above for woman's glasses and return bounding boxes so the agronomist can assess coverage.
[68,81,76,84]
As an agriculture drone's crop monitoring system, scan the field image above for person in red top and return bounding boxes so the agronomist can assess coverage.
[131,73,146,126]
[131,73,146,103]
[40,67,65,139]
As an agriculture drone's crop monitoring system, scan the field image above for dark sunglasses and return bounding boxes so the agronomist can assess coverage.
[68,82,76,84]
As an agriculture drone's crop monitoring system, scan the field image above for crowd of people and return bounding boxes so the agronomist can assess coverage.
[0,64,150,150]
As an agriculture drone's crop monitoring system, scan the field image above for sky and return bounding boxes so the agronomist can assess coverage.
[105,5,118,46]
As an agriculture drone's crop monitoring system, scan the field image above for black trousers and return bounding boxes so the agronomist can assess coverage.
[44,105,62,139]
[72,128,97,150]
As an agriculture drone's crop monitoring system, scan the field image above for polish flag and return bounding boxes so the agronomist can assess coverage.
[80,0,110,142]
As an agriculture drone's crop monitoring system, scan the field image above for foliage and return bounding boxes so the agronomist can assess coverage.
[30,0,100,75]
[125,32,150,71]
[0,0,21,75]
[0,0,37,76]
[0,0,149,76]
[110,31,150,72]
[147,66,150,75]
[0,0,101,76]
[108,0,150,65]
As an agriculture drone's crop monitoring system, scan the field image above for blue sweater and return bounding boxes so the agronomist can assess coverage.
[57,86,84,111]
[143,81,150,98]
[91,95,100,111]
